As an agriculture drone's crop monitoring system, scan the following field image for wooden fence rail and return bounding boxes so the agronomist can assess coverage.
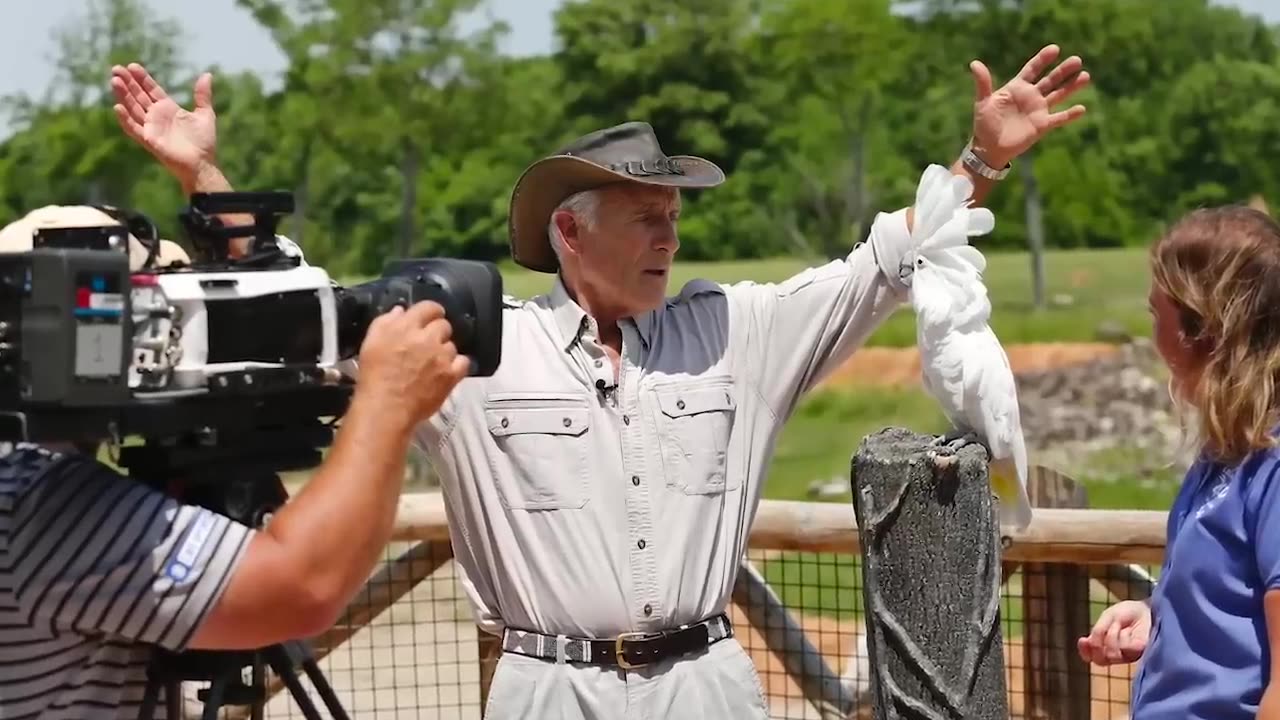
[390,492,1168,564]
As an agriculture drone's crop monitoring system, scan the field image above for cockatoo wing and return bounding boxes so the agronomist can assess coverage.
[911,165,966,240]
[966,330,1032,531]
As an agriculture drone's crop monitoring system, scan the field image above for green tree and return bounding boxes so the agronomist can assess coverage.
[0,0,186,221]
[754,0,916,259]
[551,0,775,260]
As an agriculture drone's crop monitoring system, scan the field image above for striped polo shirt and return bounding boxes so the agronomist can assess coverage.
[0,443,255,719]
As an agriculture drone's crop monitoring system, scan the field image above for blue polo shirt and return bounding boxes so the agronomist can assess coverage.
[1130,444,1280,718]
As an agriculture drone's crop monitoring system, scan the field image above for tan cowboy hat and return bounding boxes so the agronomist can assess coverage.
[0,204,190,270]
[508,121,726,273]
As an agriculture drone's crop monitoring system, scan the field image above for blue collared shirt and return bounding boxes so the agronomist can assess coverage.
[1130,443,1280,718]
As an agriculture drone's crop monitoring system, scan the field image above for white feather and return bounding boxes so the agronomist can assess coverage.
[902,164,1032,531]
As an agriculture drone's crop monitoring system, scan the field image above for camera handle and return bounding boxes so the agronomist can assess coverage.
[124,425,351,720]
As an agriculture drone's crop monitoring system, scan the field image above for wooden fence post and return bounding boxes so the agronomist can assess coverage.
[1019,467,1092,720]
[851,427,1008,719]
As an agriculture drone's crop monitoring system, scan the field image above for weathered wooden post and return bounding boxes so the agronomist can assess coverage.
[851,427,1008,719]
[1019,467,1092,719]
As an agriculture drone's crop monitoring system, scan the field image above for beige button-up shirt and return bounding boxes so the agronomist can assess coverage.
[412,207,913,640]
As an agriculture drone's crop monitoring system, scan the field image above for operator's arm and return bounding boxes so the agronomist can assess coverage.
[3,394,408,651]
[188,301,467,649]
[185,385,419,648]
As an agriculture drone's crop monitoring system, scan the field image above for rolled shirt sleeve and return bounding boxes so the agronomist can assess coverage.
[6,449,254,652]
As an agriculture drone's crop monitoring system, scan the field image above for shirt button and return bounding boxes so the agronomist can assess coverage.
[594,359,603,368]
[632,476,640,486]
[563,417,572,427]
[643,604,652,616]
[676,399,686,410]
[623,415,630,425]
[637,539,646,549]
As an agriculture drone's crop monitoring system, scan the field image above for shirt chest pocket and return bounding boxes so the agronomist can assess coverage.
[653,381,739,495]
[484,394,591,511]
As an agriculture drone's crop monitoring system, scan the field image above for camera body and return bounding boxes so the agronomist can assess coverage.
[0,191,504,445]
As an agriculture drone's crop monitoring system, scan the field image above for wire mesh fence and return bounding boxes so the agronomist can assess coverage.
[179,541,1158,719]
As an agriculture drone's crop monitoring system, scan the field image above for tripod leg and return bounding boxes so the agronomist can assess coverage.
[299,657,351,720]
[252,661,266,720]
[165,680,183,720]
[264,648,327,720]
[136,679,160,720]
[202,677,227,720]
[276,640,350,720]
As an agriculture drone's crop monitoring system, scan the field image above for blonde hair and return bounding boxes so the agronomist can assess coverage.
[1150,205,1280,464]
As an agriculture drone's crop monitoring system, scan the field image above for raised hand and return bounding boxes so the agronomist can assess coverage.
[969,45,1091,168]
[110,63,218,189]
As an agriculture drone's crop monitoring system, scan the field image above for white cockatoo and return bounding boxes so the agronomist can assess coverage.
[899,164,1033,531]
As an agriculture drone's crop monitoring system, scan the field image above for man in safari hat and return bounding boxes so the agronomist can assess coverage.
[115,43,1090,718]
[0,203,191,269]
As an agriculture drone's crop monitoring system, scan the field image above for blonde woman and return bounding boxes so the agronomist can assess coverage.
[1078,206,1280,719]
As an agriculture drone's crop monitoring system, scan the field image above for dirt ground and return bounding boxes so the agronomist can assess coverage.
[820,342,1121,389]
[730,605,1134,720]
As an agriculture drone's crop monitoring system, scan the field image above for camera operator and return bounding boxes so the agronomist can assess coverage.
[0,205,470,718]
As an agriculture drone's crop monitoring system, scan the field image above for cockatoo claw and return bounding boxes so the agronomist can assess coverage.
[932,430,988,458]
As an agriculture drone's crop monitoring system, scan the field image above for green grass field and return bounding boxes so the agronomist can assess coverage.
[492,246,1155,348]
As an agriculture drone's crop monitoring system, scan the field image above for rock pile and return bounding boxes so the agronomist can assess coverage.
[1014,338,1187,472]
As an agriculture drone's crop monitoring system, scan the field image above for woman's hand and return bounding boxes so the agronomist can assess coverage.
[1077,600,1151,666]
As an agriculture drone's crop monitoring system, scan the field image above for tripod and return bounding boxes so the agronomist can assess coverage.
[118,420,353,720]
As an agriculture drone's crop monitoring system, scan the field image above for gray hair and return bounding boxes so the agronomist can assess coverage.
[547,189,601,262]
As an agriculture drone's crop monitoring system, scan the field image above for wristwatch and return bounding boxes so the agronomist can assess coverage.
[961,139,1012,181]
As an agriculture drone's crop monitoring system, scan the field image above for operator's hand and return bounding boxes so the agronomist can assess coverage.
[110,63,218,195]
[356,301,470,427]
[1077,600,1151,666]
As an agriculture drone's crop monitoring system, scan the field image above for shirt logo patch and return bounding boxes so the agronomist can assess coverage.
[1194,473,1232,519]
[166,511,216,582]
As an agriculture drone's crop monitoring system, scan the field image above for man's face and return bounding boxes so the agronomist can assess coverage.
[561,183,681,318]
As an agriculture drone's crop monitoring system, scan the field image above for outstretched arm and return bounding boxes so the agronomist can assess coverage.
[740,45,1090,418]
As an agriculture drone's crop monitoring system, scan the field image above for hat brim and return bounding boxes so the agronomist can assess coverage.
[508,154,725,273]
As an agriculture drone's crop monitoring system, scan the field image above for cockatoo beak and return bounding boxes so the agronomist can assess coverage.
[898,254,917,286]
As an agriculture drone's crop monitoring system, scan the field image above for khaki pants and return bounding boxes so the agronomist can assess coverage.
[483,636,770,720]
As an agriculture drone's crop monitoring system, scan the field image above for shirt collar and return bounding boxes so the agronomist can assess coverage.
[548,275,655,351]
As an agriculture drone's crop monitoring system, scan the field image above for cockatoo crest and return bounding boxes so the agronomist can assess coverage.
[899,165,996,328]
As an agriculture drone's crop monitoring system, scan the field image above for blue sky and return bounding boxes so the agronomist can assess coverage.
[0,0,1276,102]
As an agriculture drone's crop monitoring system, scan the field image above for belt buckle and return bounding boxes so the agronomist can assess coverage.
[614,631,653,669]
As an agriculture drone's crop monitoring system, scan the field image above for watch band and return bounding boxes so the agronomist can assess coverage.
[961,140,1012,181]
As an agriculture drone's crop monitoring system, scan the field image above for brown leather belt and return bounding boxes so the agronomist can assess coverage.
[500,613,733,669]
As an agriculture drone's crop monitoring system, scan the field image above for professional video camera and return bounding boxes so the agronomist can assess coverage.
[0,191,505,720]
[0,189,503,444]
